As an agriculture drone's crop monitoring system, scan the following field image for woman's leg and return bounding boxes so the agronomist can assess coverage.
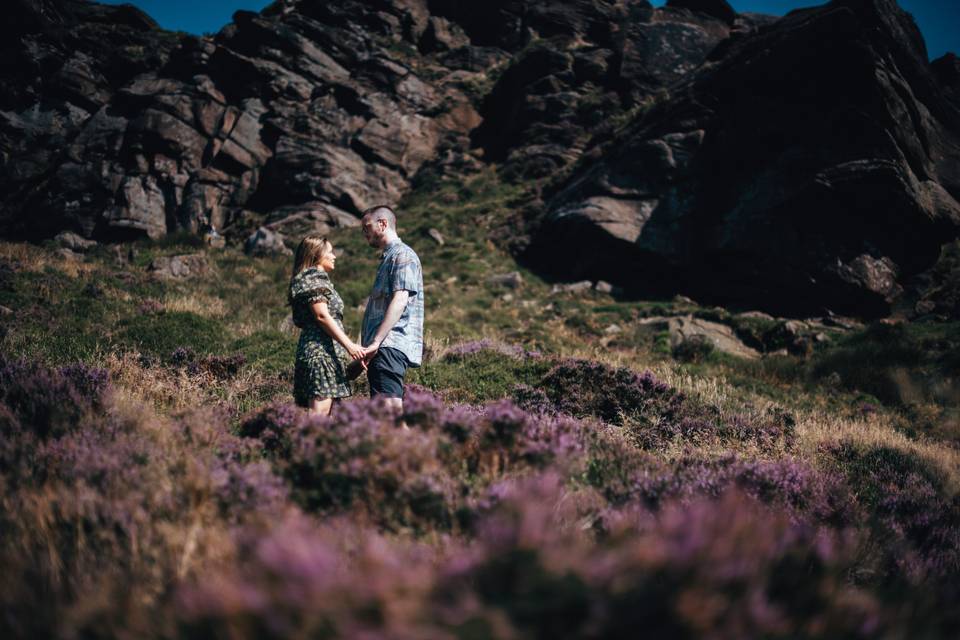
[307,397,333,416]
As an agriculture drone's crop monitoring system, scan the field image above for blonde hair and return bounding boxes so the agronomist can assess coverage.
[292,235,333,276]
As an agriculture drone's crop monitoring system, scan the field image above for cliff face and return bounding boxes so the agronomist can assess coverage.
[0,0,476,240]
[0,0,743,241]
[1,0,959,317]
[530,0,960,317]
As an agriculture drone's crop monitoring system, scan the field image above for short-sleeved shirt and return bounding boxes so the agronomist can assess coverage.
[361,239,424,366]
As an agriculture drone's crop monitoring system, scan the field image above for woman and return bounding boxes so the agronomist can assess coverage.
[289,235,364,415]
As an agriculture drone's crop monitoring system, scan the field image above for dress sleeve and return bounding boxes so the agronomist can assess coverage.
[388,249,421,295]
[290,269,334,305]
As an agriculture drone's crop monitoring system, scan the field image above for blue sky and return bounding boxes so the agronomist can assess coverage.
[100,0,957,60]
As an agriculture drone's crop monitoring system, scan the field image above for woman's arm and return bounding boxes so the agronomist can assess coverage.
[310,300,365,361]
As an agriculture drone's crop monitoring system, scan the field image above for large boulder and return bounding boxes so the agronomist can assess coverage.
[529,0,960,318]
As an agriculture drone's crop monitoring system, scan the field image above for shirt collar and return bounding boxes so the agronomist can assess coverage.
[380,238,402,259]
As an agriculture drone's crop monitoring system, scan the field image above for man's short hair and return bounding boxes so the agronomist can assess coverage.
[362,205,396,230]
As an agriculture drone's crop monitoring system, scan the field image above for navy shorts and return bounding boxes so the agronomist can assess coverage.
[367,347,410,398]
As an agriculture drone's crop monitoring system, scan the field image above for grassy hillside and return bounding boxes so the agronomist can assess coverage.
[2,168,960,637]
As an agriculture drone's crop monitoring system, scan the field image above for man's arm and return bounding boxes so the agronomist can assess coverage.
[363,289,410,357]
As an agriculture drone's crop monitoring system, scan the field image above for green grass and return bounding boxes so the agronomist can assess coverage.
[410,350,553,403]
[232,330,297,376]
[809,322,960,406]
[117,312,228,358]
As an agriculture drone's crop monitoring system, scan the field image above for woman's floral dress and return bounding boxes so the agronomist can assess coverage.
[289,267,352,405]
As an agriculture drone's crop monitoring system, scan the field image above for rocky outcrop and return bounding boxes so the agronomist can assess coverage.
[0,0,482,242]
[529,0,960,318]
[0,0,772,241]
[467,0,752,179]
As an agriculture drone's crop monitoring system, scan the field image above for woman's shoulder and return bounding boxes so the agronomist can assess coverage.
[290,267,334,297]
[292,266,332,282]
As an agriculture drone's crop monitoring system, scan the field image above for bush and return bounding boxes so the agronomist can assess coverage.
[672,335,715,363]
[0,359,110,441]
[534,358,676,424]
[826,442,960,579]
[177,484,879,639]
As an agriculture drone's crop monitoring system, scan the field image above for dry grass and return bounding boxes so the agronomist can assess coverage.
[104,352,289,415]
[796,406,960,495]
[0,240,96,278]
[161,293,228,318]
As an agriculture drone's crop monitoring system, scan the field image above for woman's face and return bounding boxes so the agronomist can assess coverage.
[319,247,337,272]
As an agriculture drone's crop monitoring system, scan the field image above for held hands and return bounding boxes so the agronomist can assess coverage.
[359,342,380,363]
[346,341,367,365]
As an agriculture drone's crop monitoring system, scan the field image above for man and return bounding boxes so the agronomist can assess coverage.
[358,205,424,420]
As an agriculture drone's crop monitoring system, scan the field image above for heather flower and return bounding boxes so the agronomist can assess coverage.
[210,459,288,522]
[535,358,677,424]
[202,353,247,379]
[283,399,460,530]
[138,298,165,315]
[444,339,542,360]
[0,358,111,439]
[239,402,304,457]
[401,384,445,429]
[828,442,960,579]
[170,347,196,365]
[511,383,556,415]
[438,403,483,443]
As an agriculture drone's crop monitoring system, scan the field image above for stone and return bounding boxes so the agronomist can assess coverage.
[603,324,622,335]
[668,316,760,360]
[487,272,524,289]
[264,203,360,240]
[736,311,775,321]
[107,175,168,239]
[427,228,445,245]
[5,0,960,325]
[551,281,593,294]
[639,314,761,359]
[420,16,470,53]
[148,253,210,279]
[595,280,614,294]
[245,227,293,257]
[0,305,13,316]
[54,231,98,252]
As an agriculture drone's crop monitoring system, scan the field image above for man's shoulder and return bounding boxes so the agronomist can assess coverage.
[391,241,421,264]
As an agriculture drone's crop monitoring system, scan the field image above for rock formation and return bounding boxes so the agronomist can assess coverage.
[1,0,764,242]
[529,0,960,317]
[0,0,485,241]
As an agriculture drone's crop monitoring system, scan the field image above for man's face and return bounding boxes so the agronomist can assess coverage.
[361,216,387,248]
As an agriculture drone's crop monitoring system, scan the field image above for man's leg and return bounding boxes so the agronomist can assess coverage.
[367,347,409,429]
